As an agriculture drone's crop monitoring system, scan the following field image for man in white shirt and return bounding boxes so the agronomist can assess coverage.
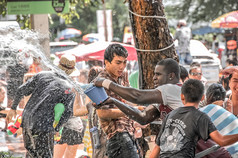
[94,58,183,125]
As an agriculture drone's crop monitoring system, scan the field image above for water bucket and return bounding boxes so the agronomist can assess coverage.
[84,85,108,105]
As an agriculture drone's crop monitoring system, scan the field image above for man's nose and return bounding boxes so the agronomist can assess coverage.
[153,75,156,80]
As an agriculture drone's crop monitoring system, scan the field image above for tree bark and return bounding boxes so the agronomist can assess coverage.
[128,0,179,148]
[128,0,178,89]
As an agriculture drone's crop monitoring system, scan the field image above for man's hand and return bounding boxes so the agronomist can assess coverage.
[92,97,114,109]
[6,109,17,123]
[93,78,105,87]
[16,127,23,137]
[221,66,238,77]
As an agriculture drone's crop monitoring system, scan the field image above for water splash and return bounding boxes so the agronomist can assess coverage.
[0,26,84,95]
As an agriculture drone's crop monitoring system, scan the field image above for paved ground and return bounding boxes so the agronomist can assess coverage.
[0,130,26,157]
[0,129,88,158]
[0,118,154,158]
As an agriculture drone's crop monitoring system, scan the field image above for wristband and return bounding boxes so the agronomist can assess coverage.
[102,79,112,89]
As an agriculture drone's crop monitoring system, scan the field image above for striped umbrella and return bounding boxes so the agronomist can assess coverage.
[211,11,238,28]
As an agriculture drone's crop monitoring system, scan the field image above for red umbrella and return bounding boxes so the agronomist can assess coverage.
[56,42,137,62]
[211,10,238,28]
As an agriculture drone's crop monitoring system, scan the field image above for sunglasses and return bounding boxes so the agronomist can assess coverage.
[190,72,202,76]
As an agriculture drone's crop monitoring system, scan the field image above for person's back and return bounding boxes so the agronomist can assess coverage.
[158,105,214,157]
[18,71,75,132]
[174,20,192,65]
[174,21,191,54]
[176,26,191,53]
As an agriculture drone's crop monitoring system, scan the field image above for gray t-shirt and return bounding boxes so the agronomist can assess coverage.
[153,84,183,119]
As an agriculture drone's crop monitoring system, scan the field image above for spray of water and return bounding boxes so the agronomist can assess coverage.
[0,26,85,95]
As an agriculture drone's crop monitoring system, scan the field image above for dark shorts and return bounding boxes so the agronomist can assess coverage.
[57,127,83,145]
[106,132,139,158]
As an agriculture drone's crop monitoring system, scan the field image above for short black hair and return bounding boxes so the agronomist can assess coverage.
[157,58,180,79]
[104,44,128,63]
[182,79,204,103]
[206,83,226,105]
[219,75,230,91]
[179,65,189,82]
[190,61,201,68]
[229,74,233,81]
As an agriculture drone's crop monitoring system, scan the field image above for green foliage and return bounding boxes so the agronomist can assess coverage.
[0,0,7,17]
[107,0,130,41]
[50,0,129,42]
[72,2,100,34]
[0,151,14,158]
[165,0,238,23]
[57,0,80,24]
[16,15,31,29]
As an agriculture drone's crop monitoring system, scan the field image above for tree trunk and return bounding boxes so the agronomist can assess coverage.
[128,0,179,151]
[128,0,178,89]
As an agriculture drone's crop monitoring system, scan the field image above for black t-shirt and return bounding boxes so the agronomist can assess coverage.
[156,106,217,158]
[11,71,75,132]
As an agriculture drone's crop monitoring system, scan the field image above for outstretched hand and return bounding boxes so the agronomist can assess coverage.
[93,78,105,87]
[92,97,114,109]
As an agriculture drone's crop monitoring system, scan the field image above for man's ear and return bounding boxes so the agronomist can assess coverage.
[201,95,205,101]
[105,60,109,66]
[181,94,185,104]
[169,72,175,80]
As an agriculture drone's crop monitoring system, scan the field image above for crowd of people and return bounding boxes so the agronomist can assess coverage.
[0,40,238,158]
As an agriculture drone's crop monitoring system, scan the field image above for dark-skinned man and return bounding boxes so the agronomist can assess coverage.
[94,58,183,125]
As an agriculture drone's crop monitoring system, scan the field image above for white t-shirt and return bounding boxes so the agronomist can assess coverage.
[153,84,183,111]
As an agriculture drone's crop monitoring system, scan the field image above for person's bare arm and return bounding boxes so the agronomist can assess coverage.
[149,144,160,158]
[73,92,88,116]
[97,97,159,125]
[96,104,147,121]
[210,130,238,146]
[96,108,126,120]
[94,78,163,105]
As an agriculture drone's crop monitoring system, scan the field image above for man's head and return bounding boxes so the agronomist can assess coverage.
[206,83,226,105]
[229,72,238,97]
[189,66,202,81]
[226,59,237,67]
[0,86,6,104]
[177,19,187,28]
[213,35,217,40]
[181,79,204,104]
[179,65,189,83]
[78,69,89,84]
[104,44,128,78]
[190,61,201,68]
[153,58,180,87]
